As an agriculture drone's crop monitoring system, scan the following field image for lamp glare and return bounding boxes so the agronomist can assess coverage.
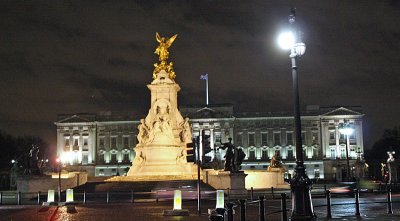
[278,31,295,50]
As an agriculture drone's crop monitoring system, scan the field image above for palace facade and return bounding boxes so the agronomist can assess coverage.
[55,104,364,181]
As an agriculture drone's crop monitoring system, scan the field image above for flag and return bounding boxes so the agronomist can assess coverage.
[200,74,208,80]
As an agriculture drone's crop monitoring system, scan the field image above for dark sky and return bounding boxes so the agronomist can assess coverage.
[1,0,399,151]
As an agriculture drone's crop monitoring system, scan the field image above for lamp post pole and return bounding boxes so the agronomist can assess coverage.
[339,121,354,182]
[57,159,61,202]
[345,134,351,181]
[280,8,316,220]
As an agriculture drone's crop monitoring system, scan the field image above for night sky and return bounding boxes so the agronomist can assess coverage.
[1,1,399,152]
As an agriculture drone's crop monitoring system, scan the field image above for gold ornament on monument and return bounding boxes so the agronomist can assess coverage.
[153,32,177,80]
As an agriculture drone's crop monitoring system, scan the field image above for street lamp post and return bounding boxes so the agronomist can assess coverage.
[278,8,315,220]
[56,158,61,202]
[339,121,354,181]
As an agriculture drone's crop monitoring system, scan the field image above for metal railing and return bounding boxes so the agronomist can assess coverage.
[214,186,398,221]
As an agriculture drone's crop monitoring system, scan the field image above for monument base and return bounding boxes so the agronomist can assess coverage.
[245,168,289,189]
[108,163,199,182]
[203,170,247,196]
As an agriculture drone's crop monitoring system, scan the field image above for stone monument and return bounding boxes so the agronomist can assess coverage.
[205,139,248,196]
[245,151,288,189]
[126,33,195,179]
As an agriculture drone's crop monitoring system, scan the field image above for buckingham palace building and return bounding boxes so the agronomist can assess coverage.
[55,104,364,181]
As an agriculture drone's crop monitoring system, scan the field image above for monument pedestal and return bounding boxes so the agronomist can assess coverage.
[204,170,247,196]
[245,167,289,189]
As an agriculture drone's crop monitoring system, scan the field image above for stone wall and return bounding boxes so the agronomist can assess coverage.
[16,172,87,193]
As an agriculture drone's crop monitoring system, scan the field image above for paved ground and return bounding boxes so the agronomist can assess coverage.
[1,193,400,221]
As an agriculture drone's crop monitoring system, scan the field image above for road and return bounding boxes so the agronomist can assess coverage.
[1,193,400,221]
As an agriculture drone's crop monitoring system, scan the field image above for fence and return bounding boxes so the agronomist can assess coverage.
[0,186,397,221]
[212,186,397,221]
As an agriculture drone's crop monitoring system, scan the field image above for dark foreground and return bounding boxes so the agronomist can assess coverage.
[1,193,400,221]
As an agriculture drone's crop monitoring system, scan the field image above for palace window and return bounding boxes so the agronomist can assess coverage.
[274,132,281,146]
[110,153,117,163]
[98,153,105,164]
[83,137,88,150]
[261,149,268,160]
[99,137,105,148]
[288,149,294,160]
[248,133,255,146]
[64,138,70,151]
[215,132,221,143]
[341,147,346,158]
[329,131,335,140]
[111,137,117,149]
[82,153,88,164]
[312,131,318,144]
[286,132,293,146]
[330,148,336,159]
[261,133,268,146]
[235,133,243,146]
[123,152,130,163]
[248,150,256,161]
[123,137,129,149]
[73,138,79,151]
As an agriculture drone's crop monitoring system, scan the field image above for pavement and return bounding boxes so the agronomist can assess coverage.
[1,196,400,221]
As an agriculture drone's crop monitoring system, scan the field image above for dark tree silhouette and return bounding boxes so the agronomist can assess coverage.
[365,127,400,180]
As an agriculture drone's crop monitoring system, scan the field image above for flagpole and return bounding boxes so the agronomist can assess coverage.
[206,75,209,106]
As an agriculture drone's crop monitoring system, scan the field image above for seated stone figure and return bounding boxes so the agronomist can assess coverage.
[268,151,285,172]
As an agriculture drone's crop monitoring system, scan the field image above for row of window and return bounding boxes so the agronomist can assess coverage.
[329,147,358,159]
[235,131,318,147]
[99,136,135,149]
[329,131,356,140]
[64,135,137,151]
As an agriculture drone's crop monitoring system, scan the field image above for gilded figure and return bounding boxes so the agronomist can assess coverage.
[155,32,177,62]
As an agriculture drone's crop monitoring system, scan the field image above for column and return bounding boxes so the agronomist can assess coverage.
[210,128,214,150]
[335,124,340,158]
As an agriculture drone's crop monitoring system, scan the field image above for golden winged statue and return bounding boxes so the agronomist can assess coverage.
[154,32,178,62]
[153,32,178,80]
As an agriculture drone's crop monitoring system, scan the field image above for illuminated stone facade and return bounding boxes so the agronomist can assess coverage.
[55,105,364,181]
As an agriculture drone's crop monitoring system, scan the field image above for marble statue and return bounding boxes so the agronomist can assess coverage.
[126,32,195,179]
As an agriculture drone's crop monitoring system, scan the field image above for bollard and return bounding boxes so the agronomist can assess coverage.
[354,189,360,216]
[258,196,265,221]
[131,190,134,203]
[251,187,254,201]
[17,191,21,205]
[37,191,41,205]
[47,190,55,203]
[239,199,246,221]
[387,185,393,214]
[326,190,332,218]
[0,192,2,205]
[271,187,275,199]
[226,202,235,221]
[324,185,327,196]
[83,190,86,204]
[106,191,110,204]
[281,193,287,221]
[173,190,182,210]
